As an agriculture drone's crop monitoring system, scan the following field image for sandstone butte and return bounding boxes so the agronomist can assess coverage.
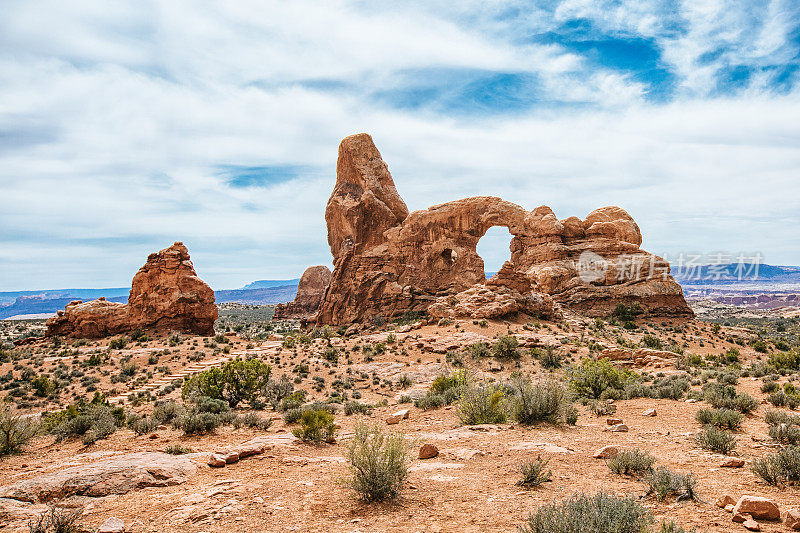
[273,265,331,322]
[311,133,693,325]
[45,242,217,338]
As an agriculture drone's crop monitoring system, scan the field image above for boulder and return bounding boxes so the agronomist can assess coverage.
[593,445,619,459]
[642,408,657,417]
[716,494,737,508]
[315,134,692,325]
[98,517,125,533]
[419,444,439,460]
[386,409,410,425]
[273,265,332,321]
[46,242,217,338]
[733,496,780,521]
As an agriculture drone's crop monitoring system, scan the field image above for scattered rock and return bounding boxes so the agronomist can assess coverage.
[785,509,800,530]
[386,409,410,424]
[733,496,780,521]
[98,517,125,533]
[606,418,623,425]
[593,445,619,459]
[720,457,745,468]
[208,454,227,468]
[642,408,657,417]
[742,518,760,531]
[605,424,629,432]
[733,511,749,523]
[419,444,439,460]
[717,495,737,508]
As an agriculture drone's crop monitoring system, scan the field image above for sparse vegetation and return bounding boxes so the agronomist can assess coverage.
[517,457,552,488]
[344,422,410,502]
[519,491,653,533]
[607,449,656,476]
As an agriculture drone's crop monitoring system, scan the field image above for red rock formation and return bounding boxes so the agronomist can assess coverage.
[273,265,331,321]
[46,242,217,338]
[316,133,692,325]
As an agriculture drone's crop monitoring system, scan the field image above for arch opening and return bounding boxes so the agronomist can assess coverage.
[476,226,513,280]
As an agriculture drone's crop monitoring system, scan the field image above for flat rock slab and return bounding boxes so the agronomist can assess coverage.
[509,442,574,454]
[0,452,200,503]
[409,462,465,472]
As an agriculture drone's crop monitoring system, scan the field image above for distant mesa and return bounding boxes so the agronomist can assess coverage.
[312,133,693,325]
[273,265,331,322]
[45,242,217,338]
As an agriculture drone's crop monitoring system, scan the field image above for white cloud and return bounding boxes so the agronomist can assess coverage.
[0,1,798,290]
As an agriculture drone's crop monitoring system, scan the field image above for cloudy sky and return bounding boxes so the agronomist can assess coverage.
[1,1,799,291]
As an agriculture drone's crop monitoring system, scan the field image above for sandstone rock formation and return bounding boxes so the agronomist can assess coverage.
[273,265,331,321]
[316,133,692,325]
[46,242,217,338]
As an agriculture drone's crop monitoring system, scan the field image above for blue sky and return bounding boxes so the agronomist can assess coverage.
[1,0,799,290]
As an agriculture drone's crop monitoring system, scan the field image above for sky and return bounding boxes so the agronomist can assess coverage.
[1,0,799,291]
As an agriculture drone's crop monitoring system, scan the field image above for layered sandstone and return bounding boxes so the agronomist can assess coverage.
[46,242,217,338]
[273,265,331,321]
[316,133,692,325]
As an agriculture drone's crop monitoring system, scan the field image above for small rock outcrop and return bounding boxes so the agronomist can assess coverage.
[46,242,217,338]
[273,265,331,321]
[316,133,693,325]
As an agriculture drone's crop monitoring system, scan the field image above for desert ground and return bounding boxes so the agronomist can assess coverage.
[2,305,800,532]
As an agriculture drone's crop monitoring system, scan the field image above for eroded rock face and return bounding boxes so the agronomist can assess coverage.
[46,242,217,338]
[316,133,692,325]
[273,265,331,321]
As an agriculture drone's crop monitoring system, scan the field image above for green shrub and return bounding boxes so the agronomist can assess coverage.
[235,411,272,430]
[519,491,652,533]
[751,446,800,485]
[344,401,372,416]
[47,402,122,445]
[430,369,469,395]
[492,335,520,359]
[458,384,506,425]
[466,342,490,359]
[127,414,157,436]
[702,383,757,414]
[517,458,552,488]
[511,377,574,425]
[283,407,303,424]
[344,422,410,502]
[641,335,663,349]
[607,449,656,476]
[644,467,697,502]
[0,404,39,457]
[292,408,336,443]
[695,425,736,454]
[31,376,56,397]
[694,408,742,430]
[569,358,637,400]
[612,303,642,322]
[151,400,184,424]
[164,444,193,455]
[173,412,222,435]
[534,346,562,370]
[108,337,128,350]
